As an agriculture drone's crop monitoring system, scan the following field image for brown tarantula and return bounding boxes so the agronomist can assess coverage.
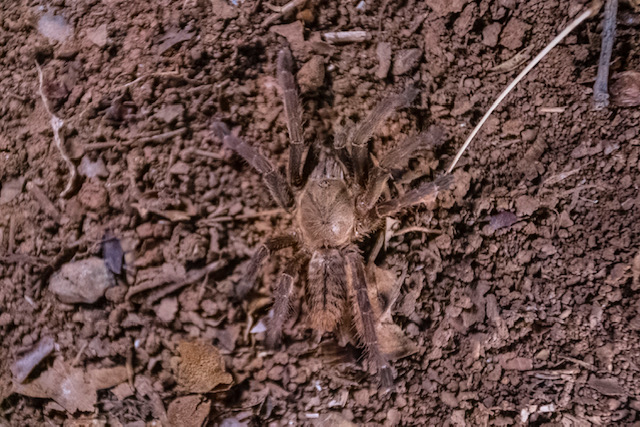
[213,48,452,389]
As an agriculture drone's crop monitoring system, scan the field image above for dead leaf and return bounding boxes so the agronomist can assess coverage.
[174,341,233,393]
[168,395,211,427]
[588,376,626,396]
[13,358,97,413]
[86,365,128,390]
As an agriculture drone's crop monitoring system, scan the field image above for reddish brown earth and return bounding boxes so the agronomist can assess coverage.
[1,0,640,425]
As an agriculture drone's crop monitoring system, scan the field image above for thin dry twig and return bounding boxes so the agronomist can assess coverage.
[145,260,226,305]
[393,226,442,237]
[446,2,603,174]
[262,0,306,27]
[593,0,618,109]
[35,61,77,198]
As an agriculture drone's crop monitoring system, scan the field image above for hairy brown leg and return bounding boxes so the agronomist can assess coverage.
[349,86,418,187]
[356,127,446,216]
[379,126,445,170]
[213,122,294,212]
[277,48,306,188]
[237,234,299,298]
[333,130,353,177]
[362,175,453,233]
[266,252,306,348]
[344,249,393,390]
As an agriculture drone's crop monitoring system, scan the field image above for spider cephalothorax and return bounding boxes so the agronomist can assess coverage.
[213,47,452,389]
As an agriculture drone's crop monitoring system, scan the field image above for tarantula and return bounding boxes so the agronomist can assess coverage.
[213,48,452,389]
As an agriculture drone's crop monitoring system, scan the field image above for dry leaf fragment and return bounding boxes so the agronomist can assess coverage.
[12,358,97,413]
[588,376,626,396]
[157,27,195,55]
[168,395,211,427]
[12,359,128,413]
[11,336,55,383]
[174,341,233,393]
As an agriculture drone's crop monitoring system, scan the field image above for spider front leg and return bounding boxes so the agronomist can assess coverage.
[344,249,394,391]
[266,252,306,348]
[356,127,446,216]
[213,122,295,211]
[277,48,306,188]
[349,86,418,188]
[237,234,299,297]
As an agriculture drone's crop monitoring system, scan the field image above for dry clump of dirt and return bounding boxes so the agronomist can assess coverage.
[1,0,640,425]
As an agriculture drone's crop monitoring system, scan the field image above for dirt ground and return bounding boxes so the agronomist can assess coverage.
[1,0,640,425]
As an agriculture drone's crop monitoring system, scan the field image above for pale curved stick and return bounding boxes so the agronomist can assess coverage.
[447,2,603,174]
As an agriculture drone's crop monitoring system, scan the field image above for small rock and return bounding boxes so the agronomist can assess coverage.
[425,0,467,17]
[270,21,304,45]
[79,155,108,178]
[87,24,108,47]
[0,177,25,204]
[490,211,517,230]
[155,104,184,124]
[376,42,392,79]
[515,195,539,216]
[352,389,369,406]
[297,56,325,93]
[499,18,531,51]
[156,297,179,323]
[392,49,422,75]
[49,257,115,304]
[440,390,458,407]
[78,179,108,211]
[500,357,533,371]
[482,22,502,47]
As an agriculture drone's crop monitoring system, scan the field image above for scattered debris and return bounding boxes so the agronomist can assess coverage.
[157,27,195,55]
[167,395,211,427]
[12,359,127,413]
[37,12,72,43]
[375,42,392,79]
[87,24,109,48]
[78,155,109,179]
[610,70,640,107]
[49,257,115,304]
[297,56,325,93]
[323,31,369,44]
[173,341,233,393]
[263,0,306,27]
[489,211,518,230]
[392,48,422,76]
[35,62,77,198]
[102,231,124,275]
[593,0,618,109]
[0,177,24,205]
[11,336,56,383]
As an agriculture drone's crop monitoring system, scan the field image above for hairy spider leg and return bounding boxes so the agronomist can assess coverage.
[213,121,295,212]
[277,48,306,188]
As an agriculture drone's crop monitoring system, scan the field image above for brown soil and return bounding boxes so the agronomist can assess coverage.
[2,0,640,425]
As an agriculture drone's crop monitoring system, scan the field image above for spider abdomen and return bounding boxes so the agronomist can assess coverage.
[307,249,347,332]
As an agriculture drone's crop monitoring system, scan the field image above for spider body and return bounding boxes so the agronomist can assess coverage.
[213,48,452,389]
